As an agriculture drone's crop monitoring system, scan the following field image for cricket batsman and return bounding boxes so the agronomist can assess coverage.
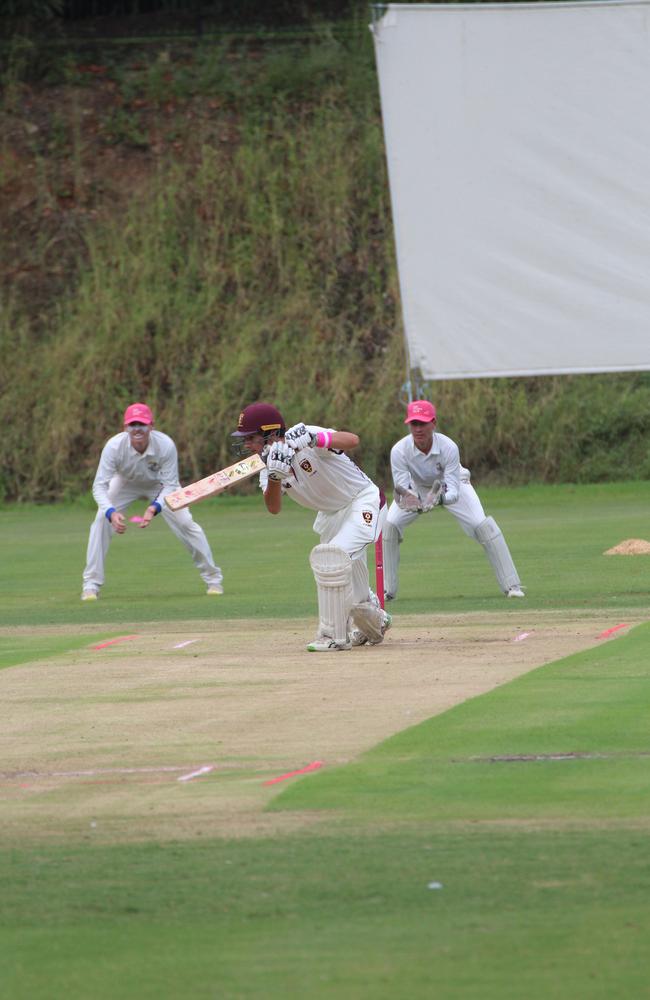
[231,402,391,651]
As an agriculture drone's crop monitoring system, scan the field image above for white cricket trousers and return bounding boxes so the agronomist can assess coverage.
[82,477,223,592]
[312,484,387,603]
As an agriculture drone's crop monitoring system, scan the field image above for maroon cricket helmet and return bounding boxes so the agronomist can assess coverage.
[231,402,286,438]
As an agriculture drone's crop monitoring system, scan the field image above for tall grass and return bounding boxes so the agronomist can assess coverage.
[1,27,649,500]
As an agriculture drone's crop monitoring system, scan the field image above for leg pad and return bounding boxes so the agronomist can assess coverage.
[473,516,521,593]
[350,601,387,645]
[382,521,401,600]
[309,544,354,646]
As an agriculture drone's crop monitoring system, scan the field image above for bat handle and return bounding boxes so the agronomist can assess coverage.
[374,532,385,610]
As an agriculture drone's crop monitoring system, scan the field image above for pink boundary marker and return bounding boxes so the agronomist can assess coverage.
[91,635,139,650]
[598,623,630,639]
[263,760,324,786]
[513,631,533,643]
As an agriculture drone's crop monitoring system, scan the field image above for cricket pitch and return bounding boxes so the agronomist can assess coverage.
[0,610,641,845]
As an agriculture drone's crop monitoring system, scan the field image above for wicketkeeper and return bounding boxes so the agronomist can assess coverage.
[231,402,391,651]
[81,403,223,600]
[384,399,525,600]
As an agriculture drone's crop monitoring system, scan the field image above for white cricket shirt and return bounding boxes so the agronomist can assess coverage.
[390,432,470,506]
[92,429,181,514]
[259,426,375,513]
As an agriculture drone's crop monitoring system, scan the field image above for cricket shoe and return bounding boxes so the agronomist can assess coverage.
[206,585,224,595]
[81,590,98,601]
[506,586,525,598]
[306,636,352,652]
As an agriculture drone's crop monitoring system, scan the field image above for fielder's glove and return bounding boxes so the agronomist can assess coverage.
[395,488,422,512]
[266,441,294,481]
[284,422,314,452]
[420,480,444,512]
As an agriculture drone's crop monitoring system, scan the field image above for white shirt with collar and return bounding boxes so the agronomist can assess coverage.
[259,425,375,513]
[390,432,470,506]
[91,429,181,515]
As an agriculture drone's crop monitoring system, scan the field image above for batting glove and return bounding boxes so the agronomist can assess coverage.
[284,422,314,451]
[266,441,294,481]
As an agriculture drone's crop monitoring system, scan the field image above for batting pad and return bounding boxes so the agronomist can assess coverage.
[309,544,354,646]
[350,553,372,605]
[474,516,521,593]
[382,521,401,599]
[350,601,385,644]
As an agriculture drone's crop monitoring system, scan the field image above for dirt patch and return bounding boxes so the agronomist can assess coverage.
[604,538,650,555]
[0,610,642,845]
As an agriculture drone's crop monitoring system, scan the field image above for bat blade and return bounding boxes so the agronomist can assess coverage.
[164,454,264,511]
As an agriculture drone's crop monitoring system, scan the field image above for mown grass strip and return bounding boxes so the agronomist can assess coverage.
[0,633,123,672]
[272,622,650,823]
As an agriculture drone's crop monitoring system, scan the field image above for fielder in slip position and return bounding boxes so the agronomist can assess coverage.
[81,402,223,601]
[231,402,391,652]
[383,399,525,601]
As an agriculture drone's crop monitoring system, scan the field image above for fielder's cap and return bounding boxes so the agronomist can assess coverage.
[405,400,436,424]
[124,402,154,425]
[231,402,285,437]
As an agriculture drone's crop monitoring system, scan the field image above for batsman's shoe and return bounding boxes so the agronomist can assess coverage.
[506,586,525,598]
[306,636,352,652]
[81,590,98,601]
[206,585,224,595]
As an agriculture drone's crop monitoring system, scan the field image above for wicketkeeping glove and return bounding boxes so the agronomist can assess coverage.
[420,481,444,512]
[395,488,422,512]
[266,441,294,481]
[284,422,314,451]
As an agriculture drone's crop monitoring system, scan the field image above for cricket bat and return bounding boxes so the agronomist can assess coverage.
[164,454,265,511]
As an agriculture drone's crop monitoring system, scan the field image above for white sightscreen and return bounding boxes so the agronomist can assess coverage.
[371,1,650,379]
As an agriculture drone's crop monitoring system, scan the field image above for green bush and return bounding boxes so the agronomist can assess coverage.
[1,25,648,501]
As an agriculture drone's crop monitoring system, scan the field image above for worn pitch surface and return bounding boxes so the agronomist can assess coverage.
[0,610,640,844]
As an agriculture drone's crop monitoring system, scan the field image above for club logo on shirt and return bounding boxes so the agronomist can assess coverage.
[436,462,444,475]
[147,461,161,473]
[299,459,314,475]
[362,510,373,525]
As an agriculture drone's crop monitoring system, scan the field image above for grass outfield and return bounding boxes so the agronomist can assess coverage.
[1,479,649,630]
[1,482,649,998]
[2,828,650,999]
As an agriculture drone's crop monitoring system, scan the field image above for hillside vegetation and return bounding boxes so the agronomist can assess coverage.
[1,20,649,501]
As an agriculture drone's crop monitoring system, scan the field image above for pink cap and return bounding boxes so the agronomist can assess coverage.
[404,400,436,424]
[124,402,154,425]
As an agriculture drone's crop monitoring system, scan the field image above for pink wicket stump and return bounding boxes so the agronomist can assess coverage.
[375,532,385,610]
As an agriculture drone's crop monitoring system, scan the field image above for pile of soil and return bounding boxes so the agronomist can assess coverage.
[604,539,650,555]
